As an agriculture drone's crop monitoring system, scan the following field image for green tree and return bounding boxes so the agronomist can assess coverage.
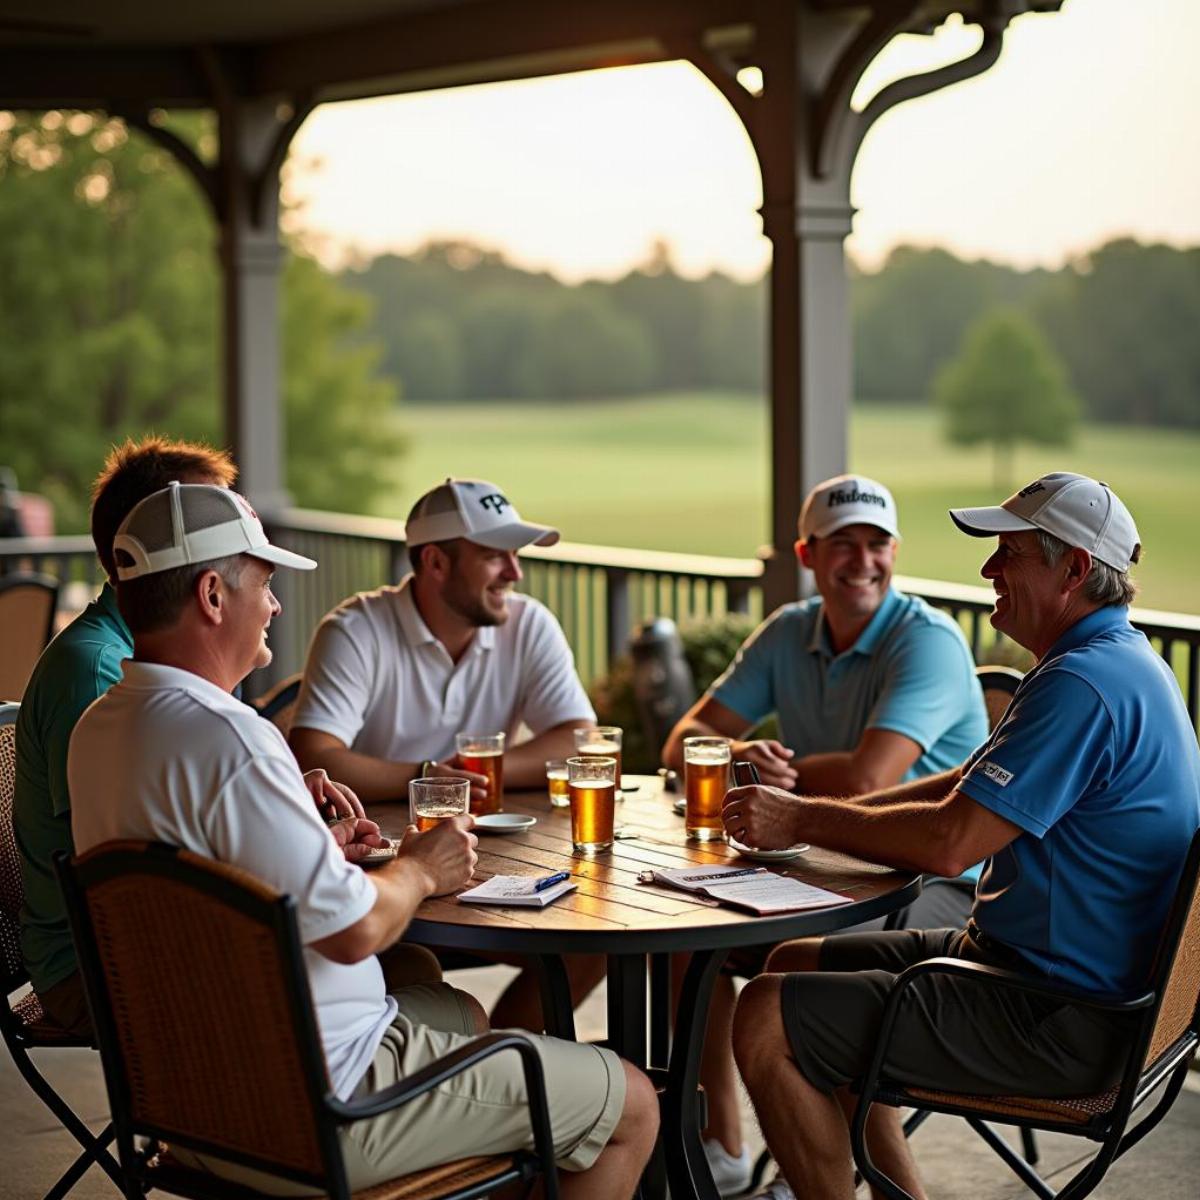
[0,110,402,531]
[935,308,1079,491]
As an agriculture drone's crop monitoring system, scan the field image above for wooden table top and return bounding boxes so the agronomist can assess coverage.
[372,776,920,956]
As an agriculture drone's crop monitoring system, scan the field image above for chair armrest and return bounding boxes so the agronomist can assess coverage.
[326,1031,550,1125]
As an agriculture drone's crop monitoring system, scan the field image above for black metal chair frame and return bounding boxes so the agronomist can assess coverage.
[0,702,122,1199]
[55,841,560,1200]
[851,827,1200,1200]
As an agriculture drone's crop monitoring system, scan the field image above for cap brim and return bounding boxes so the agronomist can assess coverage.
[949,506,1037,538]
[249,545,318,571]
[469,522,560,552]
[808,513,901,541]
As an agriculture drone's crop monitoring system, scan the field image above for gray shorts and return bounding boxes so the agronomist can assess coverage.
[175,982,625,1195]
[781,927,1132,1097]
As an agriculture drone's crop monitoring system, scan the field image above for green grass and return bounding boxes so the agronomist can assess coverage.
[383,395,1200,615]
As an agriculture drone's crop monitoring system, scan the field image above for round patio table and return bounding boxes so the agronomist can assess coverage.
[372,776,921,1200]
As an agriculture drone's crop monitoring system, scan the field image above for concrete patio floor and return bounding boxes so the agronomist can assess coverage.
[4,965,1197,1199]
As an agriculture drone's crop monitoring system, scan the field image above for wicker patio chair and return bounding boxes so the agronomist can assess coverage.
[851,825,1200,1200]
[0,702,121,1199]
[0,574,58,700]
[251,673,302,737]
[55,840,559,1200]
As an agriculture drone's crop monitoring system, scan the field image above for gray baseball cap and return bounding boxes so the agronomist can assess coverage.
[950,472,1141,572]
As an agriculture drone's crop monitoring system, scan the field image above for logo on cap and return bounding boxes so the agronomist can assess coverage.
[479,493,511,515]
[828,486,887,511]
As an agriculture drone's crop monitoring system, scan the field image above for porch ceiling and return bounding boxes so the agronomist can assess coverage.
[0,1,1063,108]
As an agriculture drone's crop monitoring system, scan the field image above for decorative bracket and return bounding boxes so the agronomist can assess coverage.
[110,107,223,221]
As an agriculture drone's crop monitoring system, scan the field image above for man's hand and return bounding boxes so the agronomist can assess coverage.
[395,815,479,897]
[327,815,388,862]
[722,784,803,850]
[428,757,489,809]
[303,768,366,821]
[730,739,798,789]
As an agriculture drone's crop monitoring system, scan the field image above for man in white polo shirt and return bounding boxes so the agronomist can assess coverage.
[290,477,595,807]
[69,482,658,1197]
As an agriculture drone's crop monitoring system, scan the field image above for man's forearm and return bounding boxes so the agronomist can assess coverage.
[844,765,964,808]
[504,721,591,787]
[302,744,420,805]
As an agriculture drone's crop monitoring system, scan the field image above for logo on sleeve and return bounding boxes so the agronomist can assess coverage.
[979,760,1014,787]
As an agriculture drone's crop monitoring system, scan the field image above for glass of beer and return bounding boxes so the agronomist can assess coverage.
[409,777,470,832]
[574,726,623,788]
[456,731,505,816]
[566,755,616,853]
[684,736,731,841]
[546,759,570,808]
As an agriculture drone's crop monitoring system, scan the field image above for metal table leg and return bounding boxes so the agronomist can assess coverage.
[535,953,576,1041]
[662,948,727,1200]
[606,953,647,1067]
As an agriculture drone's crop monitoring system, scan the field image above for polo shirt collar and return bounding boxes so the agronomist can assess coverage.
[394,576,497,653]
[808,587,902,659]
[120,659,235,706]
[1044,604,1130,659]
[96,582,133,651]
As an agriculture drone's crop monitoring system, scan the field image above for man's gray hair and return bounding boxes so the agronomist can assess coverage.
[1034,530,1138,607]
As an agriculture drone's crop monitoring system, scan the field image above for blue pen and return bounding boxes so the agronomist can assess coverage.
[534,871,571,892]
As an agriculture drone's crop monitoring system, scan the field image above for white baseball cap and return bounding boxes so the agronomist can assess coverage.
[113,482,317,580]
[799,474,901,542]
[405,478,559,552]
[949,472,1141,572]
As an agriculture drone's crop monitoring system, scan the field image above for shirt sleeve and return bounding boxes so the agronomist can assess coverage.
[44,641,128,818]
[709,613,781,726]
[291,612,375,748]
[206,752,376,944]
[513,603,596,733]
[957,668,1114,837]
[866,625,978,752]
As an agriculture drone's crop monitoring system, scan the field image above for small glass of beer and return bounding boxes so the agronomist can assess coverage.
[456,731,505,815]
[566,755,616,853]
[683,736,731,841]
[574,726,623,788]
[409,777,470,832]
[546,759,570,808]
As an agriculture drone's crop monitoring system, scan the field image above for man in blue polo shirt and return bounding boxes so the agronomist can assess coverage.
[726,472,1200,1200]
[662,474,987,1190]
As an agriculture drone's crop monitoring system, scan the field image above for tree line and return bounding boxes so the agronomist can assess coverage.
[343,237,1200,432]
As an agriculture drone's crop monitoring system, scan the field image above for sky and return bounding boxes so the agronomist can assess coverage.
[285,0,1200,281]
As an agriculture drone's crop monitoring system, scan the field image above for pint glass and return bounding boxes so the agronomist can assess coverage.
[573,725,623,788]
[684,736,731,841]
[566,755,616,853]
[456,731,505,815]
[409,777,470,832]
[546,759,570,808]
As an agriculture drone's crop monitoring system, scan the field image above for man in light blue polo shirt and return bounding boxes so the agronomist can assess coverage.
[727,472,1200,1200]
[662,475,987,1190]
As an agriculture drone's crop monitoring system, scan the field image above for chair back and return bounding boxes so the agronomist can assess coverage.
[975,665,1023,732]
[254,673,302,737]
[0,704,25,997]
[1140,826,1200,1071]
[0,575,58,700]
[57,841,341,1191]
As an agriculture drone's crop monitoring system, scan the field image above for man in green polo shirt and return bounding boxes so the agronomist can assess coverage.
[14,436,237,1034]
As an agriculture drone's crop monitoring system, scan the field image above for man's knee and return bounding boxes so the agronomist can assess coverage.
[765,936,823,974]
[457,988,490,1033]
[732,975,785,1079]
[613,1063,660,1147]
[378,942,444,991]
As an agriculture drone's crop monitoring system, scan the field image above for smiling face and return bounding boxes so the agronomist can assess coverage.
[439,539,523,627]
[800,523,897,627]
[979,530,1067,654]
[224,556,282,674]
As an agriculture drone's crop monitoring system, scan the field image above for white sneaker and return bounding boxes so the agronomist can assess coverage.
[749,1175,795,1200]
[703,1137,754,1196]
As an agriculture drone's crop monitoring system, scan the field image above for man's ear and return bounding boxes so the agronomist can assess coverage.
[424,543,452,583]
[795,538,814,570]
[195,568,225,624]
[1062,547,1093,595]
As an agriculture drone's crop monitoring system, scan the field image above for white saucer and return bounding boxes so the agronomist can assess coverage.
[474,813,537,834]
[729,842,809,862]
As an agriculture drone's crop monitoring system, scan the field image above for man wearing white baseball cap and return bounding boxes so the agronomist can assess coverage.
[662,474,987,1192]
[69,481,658,1196]
[725,472,1200,1200]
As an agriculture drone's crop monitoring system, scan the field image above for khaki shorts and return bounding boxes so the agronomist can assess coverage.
[176,982,625,1195]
